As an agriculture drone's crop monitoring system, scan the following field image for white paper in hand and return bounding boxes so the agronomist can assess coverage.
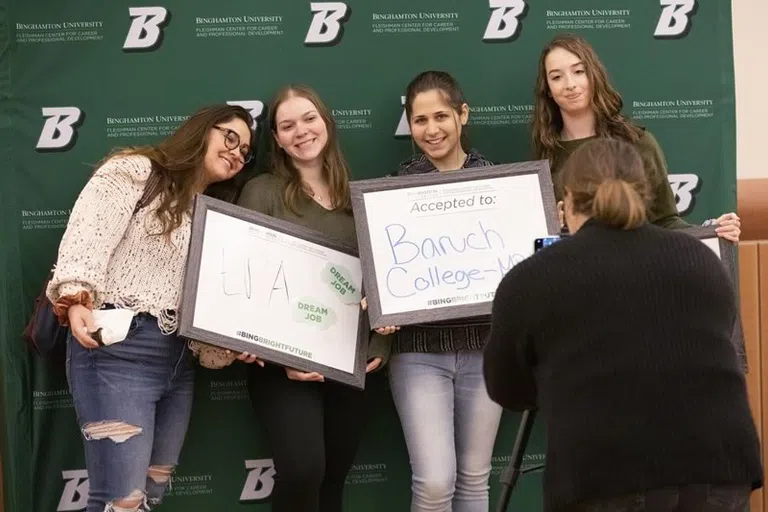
[92,309,136,345]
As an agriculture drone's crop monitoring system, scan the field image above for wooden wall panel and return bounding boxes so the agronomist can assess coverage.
[761,243,768,512]
[739,243,762,511]
[736,176,768,510]
[737,179,768,242]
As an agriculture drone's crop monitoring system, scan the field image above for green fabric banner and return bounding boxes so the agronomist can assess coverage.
[0,0,734,510]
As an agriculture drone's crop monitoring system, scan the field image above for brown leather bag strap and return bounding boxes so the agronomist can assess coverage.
[134,169,162,213]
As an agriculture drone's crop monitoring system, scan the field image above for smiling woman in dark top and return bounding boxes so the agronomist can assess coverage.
[483,138,762,512]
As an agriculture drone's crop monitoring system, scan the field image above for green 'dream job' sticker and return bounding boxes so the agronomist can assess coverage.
[293,297,337,330]
[322,263,362,305]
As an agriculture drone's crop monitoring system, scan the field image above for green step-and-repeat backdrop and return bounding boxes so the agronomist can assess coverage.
[0,0,734,510]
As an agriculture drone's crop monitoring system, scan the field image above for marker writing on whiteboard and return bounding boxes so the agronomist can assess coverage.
[385,221,504,264]
[381,222,524,298]
[270,261,290,304]
[219,249,291,303]
[221,248,253,299]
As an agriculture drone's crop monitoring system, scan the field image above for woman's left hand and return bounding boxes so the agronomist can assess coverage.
[713,212,741,243]
[366,358,382,373]
[361,297,400,335]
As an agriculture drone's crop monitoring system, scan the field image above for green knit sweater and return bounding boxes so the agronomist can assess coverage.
[551,130,691,230]
[237,172,391,367]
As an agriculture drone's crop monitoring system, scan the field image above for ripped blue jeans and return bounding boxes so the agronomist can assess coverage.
[66,312,195,511]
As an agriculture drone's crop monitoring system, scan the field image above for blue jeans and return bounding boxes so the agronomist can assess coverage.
[389,350,503,512]
[66,312,195,512]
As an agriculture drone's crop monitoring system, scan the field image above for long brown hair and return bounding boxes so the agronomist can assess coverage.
[562,138,651,230]
[268,84,351,215]
[532,34,643,168]
[105,104,254,235]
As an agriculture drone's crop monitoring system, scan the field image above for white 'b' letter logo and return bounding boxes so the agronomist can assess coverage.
[227,100,265,132]
[394,96,410,137]
[654,0,697,38]
[668,173,701,215]
[58,470,89,511]
[483,0,526,42]
[37,107,83,151]
[305,2,350,46]
[240,459,276,501]
[123,7,169,50]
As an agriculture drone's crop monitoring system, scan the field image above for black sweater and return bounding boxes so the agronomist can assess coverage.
[483,219,762,511]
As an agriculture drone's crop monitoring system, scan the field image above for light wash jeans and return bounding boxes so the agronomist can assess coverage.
[389,350,503,512]
[67,312,195,512]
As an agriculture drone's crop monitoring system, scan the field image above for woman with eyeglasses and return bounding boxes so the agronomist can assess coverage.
[46,104,256,512]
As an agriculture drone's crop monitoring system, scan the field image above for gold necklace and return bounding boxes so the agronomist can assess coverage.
[311,191,331,207]
[304,181,331,207]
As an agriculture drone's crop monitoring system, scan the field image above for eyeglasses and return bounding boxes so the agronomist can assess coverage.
[213,125,253,164]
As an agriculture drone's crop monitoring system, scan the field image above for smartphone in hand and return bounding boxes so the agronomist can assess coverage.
[534,236,564,252]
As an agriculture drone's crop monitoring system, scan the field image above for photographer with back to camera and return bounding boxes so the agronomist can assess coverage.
[483,138,763,512]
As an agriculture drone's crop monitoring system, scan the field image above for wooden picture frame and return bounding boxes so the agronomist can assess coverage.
[350,161,559,329]
[178,195,369,389]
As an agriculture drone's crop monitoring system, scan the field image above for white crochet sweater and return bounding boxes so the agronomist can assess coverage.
[46,154,235,368]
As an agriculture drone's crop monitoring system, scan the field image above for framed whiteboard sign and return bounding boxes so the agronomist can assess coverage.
[350,161,559,329]
[178,195,369,389]
[680,225,747,372]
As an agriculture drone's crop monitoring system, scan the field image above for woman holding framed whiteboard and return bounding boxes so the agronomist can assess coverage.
[386,70,503,512]
[45,104,255,512]
[236,84,391,512]
[532,33,741,242]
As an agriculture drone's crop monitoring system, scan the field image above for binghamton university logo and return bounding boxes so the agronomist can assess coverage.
[227,100,266,132]
[483,0,527,42]
[123,6,170,51]
[58,470,88,511]
[240,459,276,501]
[654,0,697,38]
[668,173,701,215]
[37,107,84,152]
[394,96,410,137]
[305,2,350,46]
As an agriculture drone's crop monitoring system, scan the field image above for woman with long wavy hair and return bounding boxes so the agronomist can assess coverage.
[532,33,741,241]
[46,104,255,512]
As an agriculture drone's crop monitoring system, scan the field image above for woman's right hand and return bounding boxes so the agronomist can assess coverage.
[557,201,565,229]
[232,351,265,366]
[67,304,100,348]
[285,367,324,382]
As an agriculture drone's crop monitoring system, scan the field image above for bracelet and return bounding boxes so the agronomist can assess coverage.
[53,291,94,326]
